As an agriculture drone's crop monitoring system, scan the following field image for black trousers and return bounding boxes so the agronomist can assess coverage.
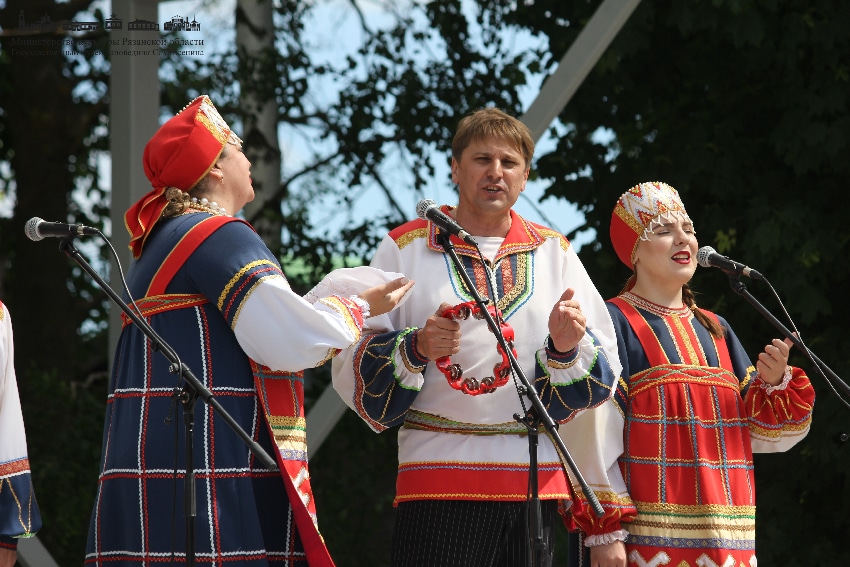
[391,499,558,567]
[567,532,590,567]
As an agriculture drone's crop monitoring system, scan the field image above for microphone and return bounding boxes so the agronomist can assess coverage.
[25,217,100,241]
[696,246,763,280]
[416,199,477,245]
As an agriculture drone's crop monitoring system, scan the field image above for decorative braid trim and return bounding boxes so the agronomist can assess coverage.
[619,291,691,318]
[403,409,542,436]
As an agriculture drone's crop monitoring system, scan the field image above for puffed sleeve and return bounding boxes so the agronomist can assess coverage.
[234,276,366,370]
[331,235,428,432]
[180,220,367,371]
[530,242,621,423]
[560,303,636,539]
[719,319,815,452]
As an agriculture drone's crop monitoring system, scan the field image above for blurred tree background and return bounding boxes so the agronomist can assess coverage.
[0,0,847,565]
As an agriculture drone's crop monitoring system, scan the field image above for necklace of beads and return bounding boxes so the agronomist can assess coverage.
[185,196,228,216]
[435,301,516,396]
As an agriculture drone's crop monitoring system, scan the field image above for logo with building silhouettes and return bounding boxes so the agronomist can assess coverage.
[13,10,202,33]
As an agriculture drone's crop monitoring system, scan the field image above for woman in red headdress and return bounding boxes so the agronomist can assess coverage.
[566,181,815,567]
[85,95,412,567]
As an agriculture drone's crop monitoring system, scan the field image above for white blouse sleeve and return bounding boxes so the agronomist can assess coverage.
[233,274,363,371]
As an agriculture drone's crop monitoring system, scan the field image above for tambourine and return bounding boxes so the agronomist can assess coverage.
[434,301,517,395]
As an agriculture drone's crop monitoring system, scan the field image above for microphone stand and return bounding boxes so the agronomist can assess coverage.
[725,275,848,397]
[56,236,278,566]
[435,232,604,567]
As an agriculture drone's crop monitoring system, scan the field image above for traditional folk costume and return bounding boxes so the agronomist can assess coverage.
[332,209,624,538]
[567,182,815,567]
[0,301,42,552]
[86,96,365,567]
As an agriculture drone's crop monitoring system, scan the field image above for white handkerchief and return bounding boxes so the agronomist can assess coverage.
[304,266,410,310]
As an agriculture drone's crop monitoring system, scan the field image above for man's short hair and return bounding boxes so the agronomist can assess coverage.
[451,107,534,168]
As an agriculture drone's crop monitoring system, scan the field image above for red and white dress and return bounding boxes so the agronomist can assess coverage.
[568,291,814,566]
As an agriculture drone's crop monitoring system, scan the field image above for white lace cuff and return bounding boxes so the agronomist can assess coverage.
[349,295,370,318]
[584,529,629,547]
[758,366,792,394]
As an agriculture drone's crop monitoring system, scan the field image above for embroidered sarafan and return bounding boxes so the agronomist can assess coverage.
[86,214,366,567]
[567,293,815,566]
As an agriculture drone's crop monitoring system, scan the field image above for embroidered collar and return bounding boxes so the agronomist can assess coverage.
[424,206,548,260]
[619,291,692,319]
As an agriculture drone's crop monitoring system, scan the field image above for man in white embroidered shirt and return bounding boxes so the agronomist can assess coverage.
[332,107,627,566]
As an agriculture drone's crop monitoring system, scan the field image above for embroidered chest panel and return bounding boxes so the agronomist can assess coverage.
[448,252,533,319]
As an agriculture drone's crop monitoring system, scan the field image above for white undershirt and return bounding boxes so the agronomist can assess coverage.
[475,236,504,262]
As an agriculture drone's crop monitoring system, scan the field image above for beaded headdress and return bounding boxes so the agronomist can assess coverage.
[610,181,692,268]
[125,95,238,259]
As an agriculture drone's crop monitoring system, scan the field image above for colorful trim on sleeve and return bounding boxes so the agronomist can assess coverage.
[317,295,364,338]
[218,260,285,329]
[0,458,41,539]
[534,329,616,423]
[349,328,427,432]
[747,365,814,451]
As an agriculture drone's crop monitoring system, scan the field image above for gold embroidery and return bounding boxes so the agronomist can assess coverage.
[218,260,281,310]
[396,227,428,250]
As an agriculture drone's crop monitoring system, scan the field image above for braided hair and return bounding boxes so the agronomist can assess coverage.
[161,145,228,219]
[161,187,191,218]
[682,283,725,338]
